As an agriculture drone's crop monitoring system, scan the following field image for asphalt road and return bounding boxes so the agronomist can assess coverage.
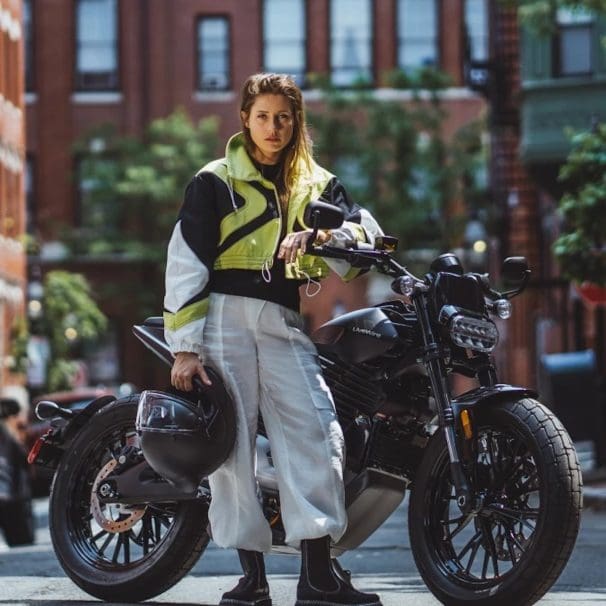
[0,496,605,605]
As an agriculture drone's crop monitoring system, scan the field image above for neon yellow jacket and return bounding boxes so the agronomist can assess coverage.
[163,133,382,356]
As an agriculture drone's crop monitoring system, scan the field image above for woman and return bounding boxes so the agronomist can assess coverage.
[164,73,383,606]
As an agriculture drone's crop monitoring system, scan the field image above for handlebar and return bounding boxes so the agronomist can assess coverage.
[306,241,528,308]
[306,242,409,277]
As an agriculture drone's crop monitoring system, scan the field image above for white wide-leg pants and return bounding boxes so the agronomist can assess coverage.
[204,293,347,552]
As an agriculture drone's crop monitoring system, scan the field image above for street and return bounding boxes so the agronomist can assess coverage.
[0,496,605,605]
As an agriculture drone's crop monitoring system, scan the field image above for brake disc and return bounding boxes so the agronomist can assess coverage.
[90,458,146,533]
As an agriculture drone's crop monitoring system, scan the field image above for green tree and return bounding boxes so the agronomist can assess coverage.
[307,70,490,262]
[501,0,606,33]
[69,108,220,261]
[553,124,606,285]
[11,271,108,392]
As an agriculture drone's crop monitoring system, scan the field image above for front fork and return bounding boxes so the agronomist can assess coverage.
[413,294,474,512]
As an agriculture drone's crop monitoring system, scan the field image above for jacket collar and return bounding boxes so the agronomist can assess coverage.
[225,133,261,181]
[224,132,329,187]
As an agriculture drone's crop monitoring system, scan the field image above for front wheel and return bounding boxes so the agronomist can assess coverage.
[49,395,211,602]
[409,398,582,606]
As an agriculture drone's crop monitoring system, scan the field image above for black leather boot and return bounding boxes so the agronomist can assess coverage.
[331,558,352,586]
[220,549,272,606]
[296,537,382,606]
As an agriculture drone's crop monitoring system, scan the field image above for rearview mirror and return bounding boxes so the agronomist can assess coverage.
[303,200,344,230]
[501,256,531,298]
[0,398,20,420]
[502,257,529,284]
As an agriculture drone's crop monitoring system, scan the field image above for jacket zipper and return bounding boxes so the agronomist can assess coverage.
[262,182,282,283]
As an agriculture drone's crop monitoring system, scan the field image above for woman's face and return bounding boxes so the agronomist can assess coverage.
[242,93,295,165]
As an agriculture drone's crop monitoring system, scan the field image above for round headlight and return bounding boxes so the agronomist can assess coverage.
[495,299,512,319]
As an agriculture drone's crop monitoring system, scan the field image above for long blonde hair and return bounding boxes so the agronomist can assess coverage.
[239,73,313,205]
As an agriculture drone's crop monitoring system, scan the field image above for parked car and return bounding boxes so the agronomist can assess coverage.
[0,398,34,546]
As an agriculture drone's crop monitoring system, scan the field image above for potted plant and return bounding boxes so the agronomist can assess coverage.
[553,122,606,305]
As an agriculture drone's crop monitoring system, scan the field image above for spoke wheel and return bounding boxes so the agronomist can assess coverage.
[430,427,539,584]
[409,398,581,606]
[49,396,210,602]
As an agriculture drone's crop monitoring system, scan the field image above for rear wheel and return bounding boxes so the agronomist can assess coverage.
[409,398,582,606]
[49,395,210,602]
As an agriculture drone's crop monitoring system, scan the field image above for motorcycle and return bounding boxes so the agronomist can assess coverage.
[29,201,582,605]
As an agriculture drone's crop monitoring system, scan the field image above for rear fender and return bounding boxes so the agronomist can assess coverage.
[34,395,118,468]
[61,394,118,443]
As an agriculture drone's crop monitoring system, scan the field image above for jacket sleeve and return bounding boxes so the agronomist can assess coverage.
[311,177,384,280]
[163,173,219,356]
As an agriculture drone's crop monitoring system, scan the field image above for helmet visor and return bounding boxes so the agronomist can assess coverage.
[136,390,201,434]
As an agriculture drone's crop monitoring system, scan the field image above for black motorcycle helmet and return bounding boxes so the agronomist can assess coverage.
[136,367,236,492]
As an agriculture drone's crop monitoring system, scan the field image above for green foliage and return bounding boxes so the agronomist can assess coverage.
[68,109,220,261]
[8,316,28,375]
[385,66,454,94]
[553,123,606,285]
[501,0,606,34]
[10,271,108,392]
[307,79,490,262]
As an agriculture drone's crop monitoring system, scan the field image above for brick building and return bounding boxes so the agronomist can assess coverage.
[481,4,606,390]
[24,0,488,389]
[0,0,26,392]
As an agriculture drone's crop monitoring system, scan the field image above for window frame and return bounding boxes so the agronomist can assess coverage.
[396,0,440,72]
[329,0,374,88]
[464,0,489,63]
[261,0,308,87]
[196,14,232,92]
[24,0,35,92]
[73,0,120,92]
[25,155,36,236]
[553,11,595,78]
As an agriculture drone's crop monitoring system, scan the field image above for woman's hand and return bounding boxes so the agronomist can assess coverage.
[278,230,332,263]
[171,352,211,391]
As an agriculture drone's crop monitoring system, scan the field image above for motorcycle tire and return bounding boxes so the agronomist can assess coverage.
[49,395,211,602]
[409,398,582,606]
[0,498,35,546]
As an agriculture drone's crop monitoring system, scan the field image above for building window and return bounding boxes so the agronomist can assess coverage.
[25,156,36,235]
[465,0,489,62]
[197,16,230,91]
[397,0,438,70]
[24,0,35,91]
[75,0,119,91]
[263,0,306,85]
[330,0,372,87]
[555,8,594,77]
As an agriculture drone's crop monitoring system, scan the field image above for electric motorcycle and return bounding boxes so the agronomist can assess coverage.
[29,201,582,605]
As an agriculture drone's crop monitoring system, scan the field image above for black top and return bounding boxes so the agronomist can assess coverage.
[211,263,303,312]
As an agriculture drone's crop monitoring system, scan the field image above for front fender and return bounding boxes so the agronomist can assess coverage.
[451,384,537,416]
